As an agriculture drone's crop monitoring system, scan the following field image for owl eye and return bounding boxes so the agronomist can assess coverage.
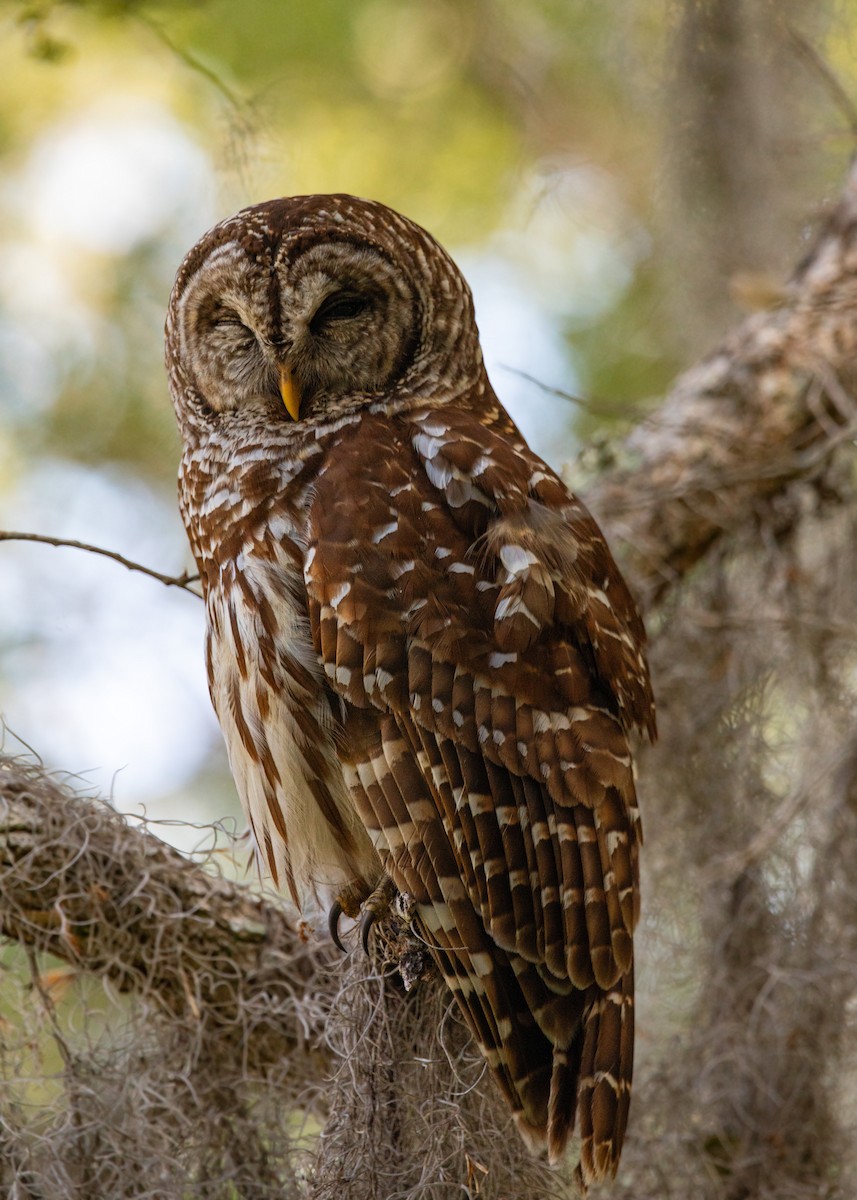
[213,313,252,334]
[201,300,253,338]
[310,293,367,332]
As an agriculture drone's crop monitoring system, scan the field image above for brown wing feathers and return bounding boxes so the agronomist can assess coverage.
[305,409,653,1184]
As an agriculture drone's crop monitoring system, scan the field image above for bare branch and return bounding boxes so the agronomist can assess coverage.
[135,13,246,114]
[785,22,857,138]
[501,365,642,418]
[0,531,202,596]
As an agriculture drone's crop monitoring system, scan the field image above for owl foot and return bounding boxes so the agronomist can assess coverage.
[358,875,398,955]
[327,876,399,954]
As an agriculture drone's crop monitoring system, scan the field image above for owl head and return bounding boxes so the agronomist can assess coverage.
[166,195,484,433]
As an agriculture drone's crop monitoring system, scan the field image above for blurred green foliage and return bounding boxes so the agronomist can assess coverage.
[0,0,679,486]
[3,0,848,482]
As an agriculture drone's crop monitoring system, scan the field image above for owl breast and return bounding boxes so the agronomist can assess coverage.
[202,513,378,908]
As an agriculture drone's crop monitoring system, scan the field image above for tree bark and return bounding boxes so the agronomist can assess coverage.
[582,154,857,607]
[0,756,334,1080]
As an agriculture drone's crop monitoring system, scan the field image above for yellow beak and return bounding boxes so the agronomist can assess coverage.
[279,366,301,421]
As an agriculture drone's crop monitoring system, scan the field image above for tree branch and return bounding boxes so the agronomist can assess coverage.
[0,531,202,595]
[580,156,857,606]
[0,756,333,1078]
[0,755,564,1198]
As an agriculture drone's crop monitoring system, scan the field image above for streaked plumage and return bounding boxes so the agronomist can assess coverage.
[166,194,655,1184]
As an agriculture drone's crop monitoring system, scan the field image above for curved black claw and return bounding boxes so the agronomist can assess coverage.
[358,876,397,956]
[328,899,347,953]
[359,908,379,956]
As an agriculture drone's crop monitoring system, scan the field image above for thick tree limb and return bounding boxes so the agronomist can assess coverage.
[0,756,563,1198]
[582,156,857,605]
[0,756,335,1080]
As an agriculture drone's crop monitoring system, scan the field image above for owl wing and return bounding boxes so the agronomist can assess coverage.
[303,404,654,1182]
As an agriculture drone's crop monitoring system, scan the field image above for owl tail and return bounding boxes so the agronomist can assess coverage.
[426,925,634,1187]
[575,965,635,1187]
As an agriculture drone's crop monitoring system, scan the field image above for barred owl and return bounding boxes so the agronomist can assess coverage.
[166,195,655,1185]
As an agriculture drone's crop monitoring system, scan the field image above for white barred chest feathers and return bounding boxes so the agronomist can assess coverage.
[166,193,655,1187]
[202,530,379,907]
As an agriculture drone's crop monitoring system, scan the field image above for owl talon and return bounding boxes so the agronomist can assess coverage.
[359,908,377,956]
[328,900,347,953]
[358,875,398,956]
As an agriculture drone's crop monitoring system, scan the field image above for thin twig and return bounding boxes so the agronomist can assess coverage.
[0,531,202,597]
[502,365,649,420]
[786,23,857,137]
[136,13,246,113]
